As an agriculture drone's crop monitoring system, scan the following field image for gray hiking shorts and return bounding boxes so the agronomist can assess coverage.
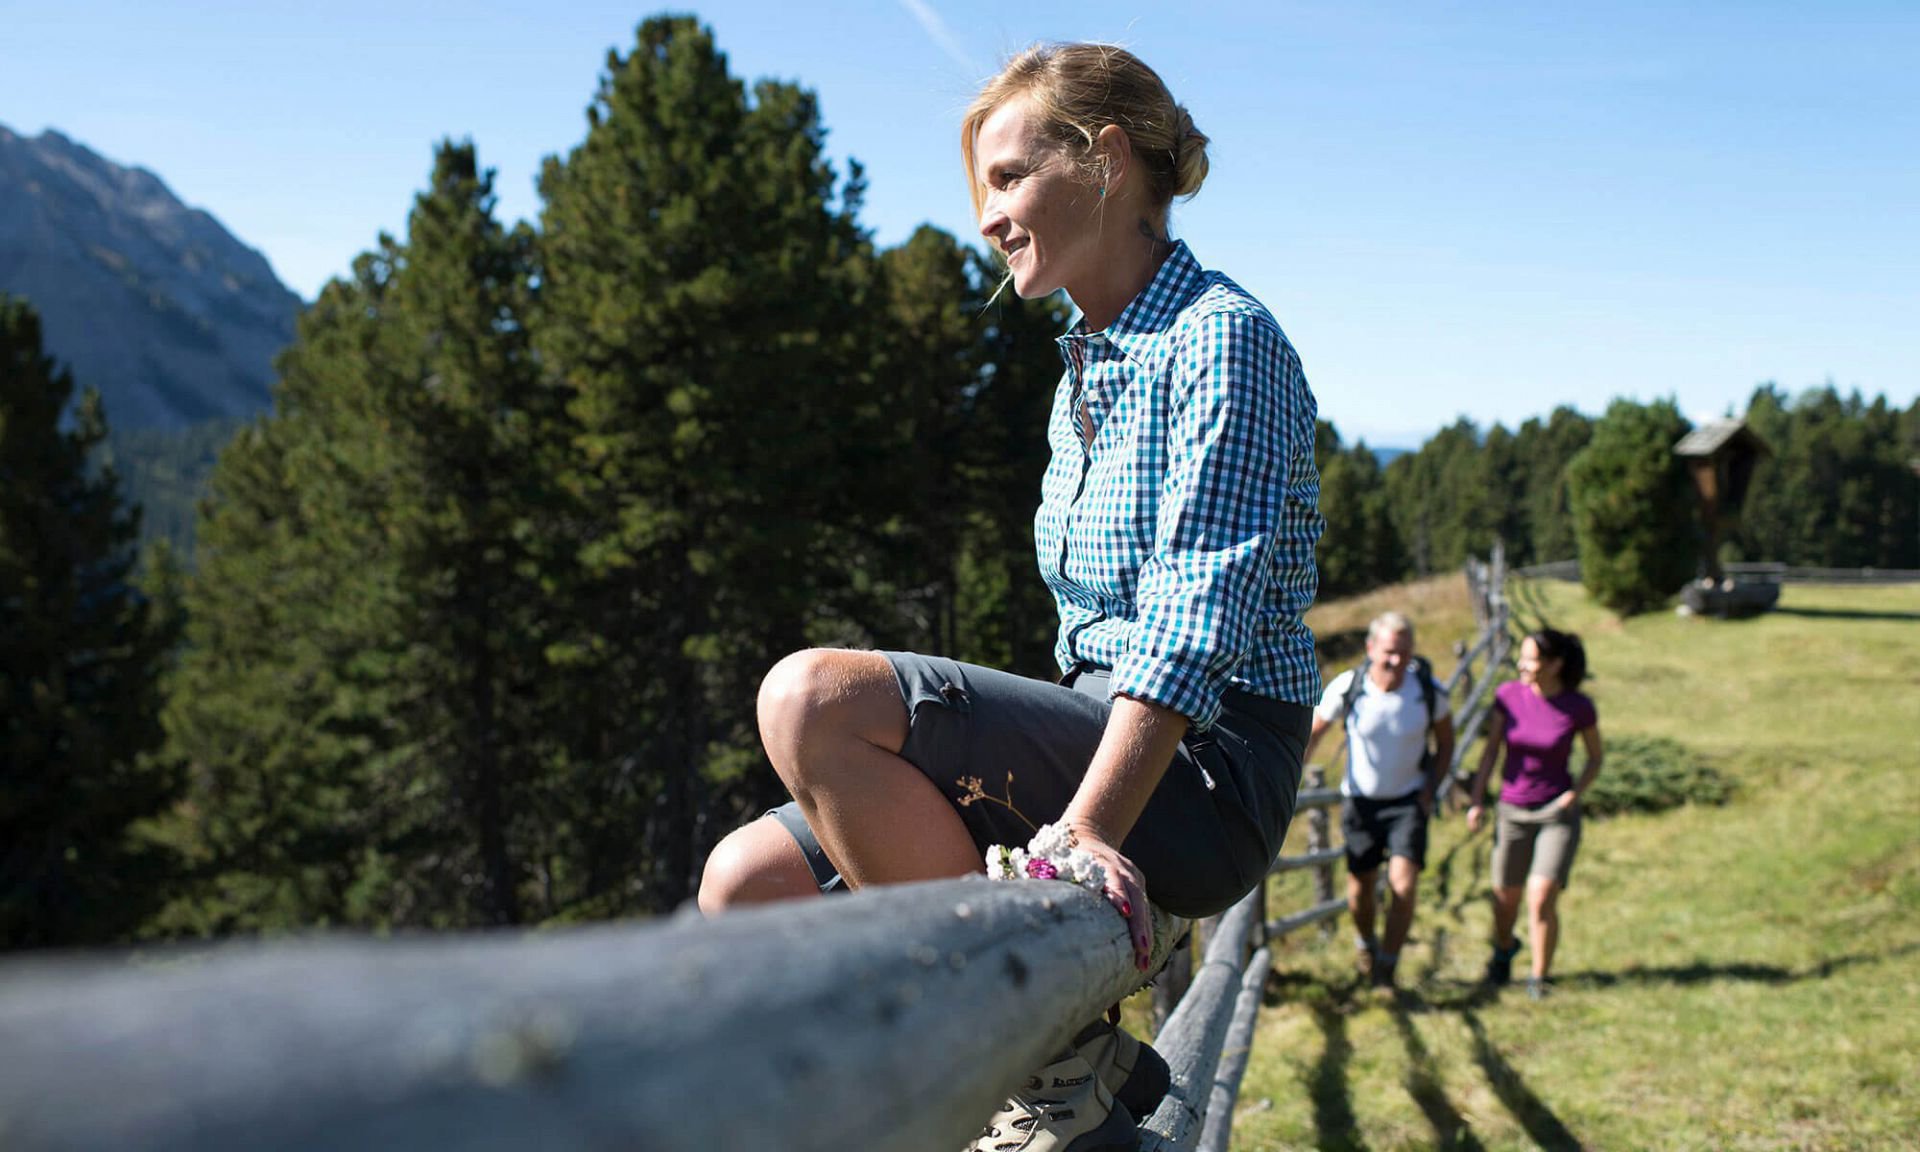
[768,651,1310,920]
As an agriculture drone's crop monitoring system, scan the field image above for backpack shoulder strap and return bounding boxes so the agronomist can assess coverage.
[1413,655,1439,734]
[1340,660,1370,725]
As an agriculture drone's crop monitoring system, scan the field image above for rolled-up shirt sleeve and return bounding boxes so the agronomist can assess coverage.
[1110,308,1300,730]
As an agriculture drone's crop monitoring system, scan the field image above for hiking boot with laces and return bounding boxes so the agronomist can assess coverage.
[967,1051,1138,1152]
[1355,939,1377,980]
[1072,1017,1170,1120]
[1484,939,1520,986]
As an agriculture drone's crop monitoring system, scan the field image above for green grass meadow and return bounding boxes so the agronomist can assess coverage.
[1225,578,1920,1151]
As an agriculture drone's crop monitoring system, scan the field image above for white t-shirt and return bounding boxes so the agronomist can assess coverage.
[1316,666,1451,799]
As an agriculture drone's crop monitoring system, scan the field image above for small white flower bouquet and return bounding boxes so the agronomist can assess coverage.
[985,822,1106,894]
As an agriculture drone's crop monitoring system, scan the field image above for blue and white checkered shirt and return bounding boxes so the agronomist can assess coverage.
[1034,241,1323,730]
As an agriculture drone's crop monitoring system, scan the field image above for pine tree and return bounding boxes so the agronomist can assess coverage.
[533,16,881,909]
[0,296,181,948]
[1737,384,1918,569]
[1383,418,1497,574]
[1567,398,1696,614]
[347,142,552,926]
[1514,407,1593,565]
[1316,426,1404,597]
[161,143,565,933]
[159,251,411,935]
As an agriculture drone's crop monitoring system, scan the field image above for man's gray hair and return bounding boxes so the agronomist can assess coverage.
[1367,611,1415,645]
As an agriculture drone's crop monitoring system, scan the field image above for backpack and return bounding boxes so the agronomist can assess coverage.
[1339,655,1441,777]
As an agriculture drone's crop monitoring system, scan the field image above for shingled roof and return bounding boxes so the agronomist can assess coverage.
[1674,419,1770,459]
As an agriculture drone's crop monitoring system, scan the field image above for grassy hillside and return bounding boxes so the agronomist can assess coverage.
[1228,577,1920,1150]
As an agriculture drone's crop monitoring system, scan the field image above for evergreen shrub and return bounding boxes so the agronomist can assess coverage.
[1567,398,1697,614]
[1583,734,1732,816]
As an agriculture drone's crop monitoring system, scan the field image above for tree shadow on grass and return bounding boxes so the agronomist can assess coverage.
[1306,997,1370,1152]
[1461,1009,1584,1151]
[1767,606,1920,623]
[1553,941,1919,990]
[1387,999,1487,1150]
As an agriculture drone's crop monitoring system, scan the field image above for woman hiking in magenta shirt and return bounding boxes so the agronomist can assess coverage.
[1465,628,1604,1000]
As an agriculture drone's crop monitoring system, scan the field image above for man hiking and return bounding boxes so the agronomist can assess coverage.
[1304,612,1455,990]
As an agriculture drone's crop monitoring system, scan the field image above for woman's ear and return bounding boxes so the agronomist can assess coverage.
[1093,123,1132,196]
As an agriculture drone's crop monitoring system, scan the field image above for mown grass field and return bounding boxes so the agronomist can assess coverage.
[1223,576,1920,1151]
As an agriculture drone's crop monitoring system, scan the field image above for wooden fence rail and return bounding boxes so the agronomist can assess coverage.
[0,881,1184,1151]
[0,553,1515,1152]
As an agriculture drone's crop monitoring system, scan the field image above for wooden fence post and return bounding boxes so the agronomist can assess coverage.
[1304,763,1333,938]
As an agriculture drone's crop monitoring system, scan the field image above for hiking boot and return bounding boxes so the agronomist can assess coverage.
[1484,940,1520,987]
[968,1051,1138,1152]
[1370,954,1398,992]
[1073,1018,1170,1120]
[1355,939,1377,980]
[1526,977,1551,1002]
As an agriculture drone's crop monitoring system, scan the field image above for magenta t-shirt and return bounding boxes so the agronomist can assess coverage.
[1493,680,1597,807]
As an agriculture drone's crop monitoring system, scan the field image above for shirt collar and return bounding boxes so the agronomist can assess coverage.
[1055,240,1205,379]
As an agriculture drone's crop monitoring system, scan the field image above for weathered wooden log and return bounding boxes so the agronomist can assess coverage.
[1194,944,1272,1152]
[1269,845,1344,874]
[1265,894,1348,940]
[1137,891,1260,1148]
[1152,926,1195,1034]
[1443,628,1495,695]
[1300,765,1336,942]
[0,878,1183,1152]
[1292,786,1342,811]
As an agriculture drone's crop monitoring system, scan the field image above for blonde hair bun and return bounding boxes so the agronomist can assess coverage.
[963,43,1210,218]
[1172,106,1209,200]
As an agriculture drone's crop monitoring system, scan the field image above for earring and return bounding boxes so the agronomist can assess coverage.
[1098,185,1107,197]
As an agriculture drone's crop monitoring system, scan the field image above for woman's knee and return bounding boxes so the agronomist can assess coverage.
[1526,880,1560,916]
[757,649,902,780]
[697,818,821,914]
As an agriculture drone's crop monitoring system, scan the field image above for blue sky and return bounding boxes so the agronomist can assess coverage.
[3,1,1914,446]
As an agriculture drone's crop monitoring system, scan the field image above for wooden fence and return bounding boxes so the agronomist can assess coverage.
[0,554,1514,1152]
[1515,558,1920,585]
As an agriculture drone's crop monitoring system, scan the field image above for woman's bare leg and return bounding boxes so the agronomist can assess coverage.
[1526,877,1562,980]
[758,649,981,887]
[697,817,823,913]
[1491,884,1524,950]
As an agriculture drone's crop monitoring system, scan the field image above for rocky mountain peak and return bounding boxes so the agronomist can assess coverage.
[0,123,301,430]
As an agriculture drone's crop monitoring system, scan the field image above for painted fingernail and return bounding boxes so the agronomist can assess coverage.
[1120,900,1133,917]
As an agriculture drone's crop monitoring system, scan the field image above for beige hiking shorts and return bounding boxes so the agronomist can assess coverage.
[1492,797,1583,890]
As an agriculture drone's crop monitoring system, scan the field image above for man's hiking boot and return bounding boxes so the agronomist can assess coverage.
[1073,1017,1170,1120]
[967,1050,1137,1151]
[1485,940,1520,987]
[1355,939,1377,980]
[1526,976,1551,1002]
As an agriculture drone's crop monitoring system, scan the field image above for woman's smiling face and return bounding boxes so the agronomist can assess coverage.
[973,95,1105,301]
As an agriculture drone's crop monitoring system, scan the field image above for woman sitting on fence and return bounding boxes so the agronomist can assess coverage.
[698,41,1322,1150]
[1465,628,1605,1001]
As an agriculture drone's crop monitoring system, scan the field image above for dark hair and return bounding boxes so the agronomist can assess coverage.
[1528,628,1588,691]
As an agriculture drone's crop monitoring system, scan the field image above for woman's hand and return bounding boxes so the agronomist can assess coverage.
[1554,790,1580,813]
[1465,803,1485,834]
[1070,824,1153,972]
